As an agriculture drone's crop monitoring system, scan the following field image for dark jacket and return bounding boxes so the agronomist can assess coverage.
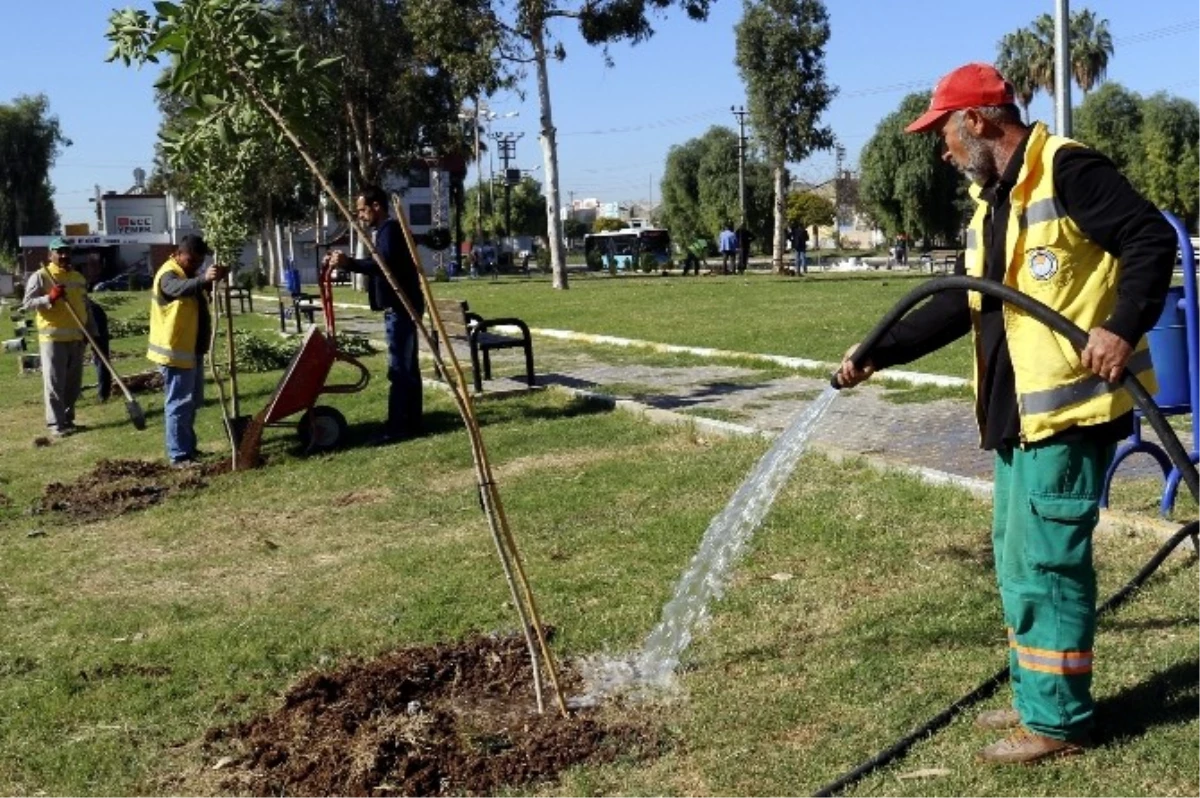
[344,217,425,316]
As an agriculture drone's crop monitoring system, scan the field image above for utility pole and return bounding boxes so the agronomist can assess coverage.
[834,143,846,229]
[472,98,484,246]
[731,105,748,230]
[1054,0,1072,136]
[492,131,524,256]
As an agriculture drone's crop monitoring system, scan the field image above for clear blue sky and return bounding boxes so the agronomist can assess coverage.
[2,1,1196,228]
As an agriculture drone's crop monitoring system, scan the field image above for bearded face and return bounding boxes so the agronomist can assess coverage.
[939,110,1000,186]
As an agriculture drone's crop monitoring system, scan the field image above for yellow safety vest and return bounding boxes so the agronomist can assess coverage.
[36,264,89,343]
[147,257,201,368]
[963,121,1156,445]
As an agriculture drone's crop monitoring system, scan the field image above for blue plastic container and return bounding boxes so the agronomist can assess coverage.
[1146,285,1189,410]
[284,266,301,297]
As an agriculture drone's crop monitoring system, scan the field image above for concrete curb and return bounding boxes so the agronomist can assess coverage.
[530,328,970,388]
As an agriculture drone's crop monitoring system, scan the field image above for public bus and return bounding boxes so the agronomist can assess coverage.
[583,227,672,271]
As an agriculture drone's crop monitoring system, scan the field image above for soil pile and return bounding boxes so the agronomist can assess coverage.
[122,370,164,393]
[39,458,228,520]
[209,633,657,796]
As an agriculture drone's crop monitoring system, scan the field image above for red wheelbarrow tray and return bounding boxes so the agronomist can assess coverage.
[260,326,369,425]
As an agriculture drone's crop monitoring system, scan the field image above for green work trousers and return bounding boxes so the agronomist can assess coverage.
[992,437,1115,740]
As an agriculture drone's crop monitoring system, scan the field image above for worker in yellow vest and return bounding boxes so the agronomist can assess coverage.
[22,237,92,437]
[836,63,1176,765]
[147,235,225,466]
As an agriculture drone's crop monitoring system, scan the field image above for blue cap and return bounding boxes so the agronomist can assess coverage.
[48,237,70,250]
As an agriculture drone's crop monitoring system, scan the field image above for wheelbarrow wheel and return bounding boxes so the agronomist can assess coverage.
[297,406,347,452]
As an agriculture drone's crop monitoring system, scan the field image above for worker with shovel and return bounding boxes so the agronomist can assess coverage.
[147,235,226,467]
[22,237,92,437]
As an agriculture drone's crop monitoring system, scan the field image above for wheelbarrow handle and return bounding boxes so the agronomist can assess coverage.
[318,350,371,395]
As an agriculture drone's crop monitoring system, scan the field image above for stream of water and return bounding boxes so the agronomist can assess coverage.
[573,385,841,706]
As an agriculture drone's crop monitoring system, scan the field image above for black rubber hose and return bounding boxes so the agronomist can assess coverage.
[829,275,1197,502]
[812,276,1199,797]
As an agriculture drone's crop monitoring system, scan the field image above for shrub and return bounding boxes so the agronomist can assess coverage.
[108,312,150,339]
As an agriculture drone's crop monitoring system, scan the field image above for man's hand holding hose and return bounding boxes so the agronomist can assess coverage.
[835,343,875,388]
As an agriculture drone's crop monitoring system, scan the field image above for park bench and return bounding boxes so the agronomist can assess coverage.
[277,267,320,333]
[429,298,536,394]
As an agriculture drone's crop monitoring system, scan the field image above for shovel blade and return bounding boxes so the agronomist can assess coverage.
[126,399,147,431]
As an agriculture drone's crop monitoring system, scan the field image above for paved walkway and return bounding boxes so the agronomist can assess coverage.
[279,298,1190,517]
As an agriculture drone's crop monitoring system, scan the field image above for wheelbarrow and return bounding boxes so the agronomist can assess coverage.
[236,271,369,468]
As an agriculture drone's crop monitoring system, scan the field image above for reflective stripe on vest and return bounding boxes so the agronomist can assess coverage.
[1019,348,1154,416]
[147,342,196,366]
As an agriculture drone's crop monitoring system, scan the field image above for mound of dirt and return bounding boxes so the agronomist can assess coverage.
[207,633,658,796]
[39,458,228,521]
[122,370,164,393]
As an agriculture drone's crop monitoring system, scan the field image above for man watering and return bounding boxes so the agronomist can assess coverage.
[835,63,1176,764]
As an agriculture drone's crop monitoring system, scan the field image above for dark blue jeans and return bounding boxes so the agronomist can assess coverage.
[384,310,422,437]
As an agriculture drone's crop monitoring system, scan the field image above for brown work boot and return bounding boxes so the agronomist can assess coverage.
[977,727,1091,765]
[974,708,1021,730]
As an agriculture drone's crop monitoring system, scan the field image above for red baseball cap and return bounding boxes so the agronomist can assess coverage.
[905,63,1016,133]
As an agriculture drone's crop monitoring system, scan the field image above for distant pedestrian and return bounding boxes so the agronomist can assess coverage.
[736,226,753,274]
[790,224,810,275]
[22,237,92,436]
[894,234,908,266]
[681,237,707,275]
[718,222,737,274]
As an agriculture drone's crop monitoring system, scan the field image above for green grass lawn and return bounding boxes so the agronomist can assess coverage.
[325,270,977,378]
[0,288,1195,796]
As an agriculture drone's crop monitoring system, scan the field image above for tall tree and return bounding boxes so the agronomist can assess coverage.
[108,0,572,715]
[0,95,69,255]
[735,0,835,273]
[858,92,967,246]
[995,28,1040,123]
[1005,9,1114,102]
[1069,8,1113,95]
[503,0,716,290]
[659,137,708,246]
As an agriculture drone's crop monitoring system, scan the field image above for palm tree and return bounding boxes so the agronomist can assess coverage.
[1070,9,1114,95]
[1030,13,1058,99]
[996,29,1041,123]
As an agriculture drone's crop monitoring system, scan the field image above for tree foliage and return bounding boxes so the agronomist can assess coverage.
[279,0,510,187]
[1073,82,1143,174]
[592,217,625,233]
[0,95,69,254]
[786,191,834,229]
[107,1,339,265]
[1135,93,1199,227]
[660,125,773,250]
[995,7,1115,113]
[858,92,967,245]
[462,175,548,241]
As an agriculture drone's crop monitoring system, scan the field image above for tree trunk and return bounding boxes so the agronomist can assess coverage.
[532,22,568,290]
[772,162,787,274]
